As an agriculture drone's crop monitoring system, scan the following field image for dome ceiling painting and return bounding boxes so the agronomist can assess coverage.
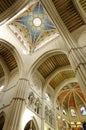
[57,83,86,114]
[9,1,57,52]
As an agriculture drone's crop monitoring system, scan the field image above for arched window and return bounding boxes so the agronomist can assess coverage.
[63,109,67,115]
[24,120,36,130]
[70,108,77,117]
[0,113,5,130]
[80,106,86,116]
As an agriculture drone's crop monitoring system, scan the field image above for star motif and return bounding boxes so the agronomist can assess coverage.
[15,2,55,44]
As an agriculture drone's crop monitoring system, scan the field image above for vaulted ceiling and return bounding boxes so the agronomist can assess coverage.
[79,0,86,13]
[0,42,17,72]
[37,53,86,117]
[57,82,86,114]
[37,53,75,89]
[9,1,57,52]
[52,0,84,32]
[0,0,17,14]
[0,42,18,80]
[38,54,70,79]
[0,0,86,120]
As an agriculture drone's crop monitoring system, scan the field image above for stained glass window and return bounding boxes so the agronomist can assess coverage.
[80,106,86,116]
[70,108,77,117]
[63,109,67,115]
[45,93,50,101]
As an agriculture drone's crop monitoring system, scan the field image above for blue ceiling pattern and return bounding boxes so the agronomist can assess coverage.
[9,2,56,52]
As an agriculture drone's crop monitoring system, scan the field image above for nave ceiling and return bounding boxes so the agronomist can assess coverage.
[0,0,86,123]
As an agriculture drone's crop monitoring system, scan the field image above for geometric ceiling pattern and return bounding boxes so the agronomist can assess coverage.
[57,83,86,110]
[9,1,56,52]
[79,0,86,13]
[0,42,18,74]
[52,0,84,32]
[38,54,70,79]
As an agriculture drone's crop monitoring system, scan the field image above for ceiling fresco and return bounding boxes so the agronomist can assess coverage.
[57,83,86,110]
[9,1,57,52]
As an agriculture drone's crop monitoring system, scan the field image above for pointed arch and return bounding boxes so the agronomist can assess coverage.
[24,117,39,130]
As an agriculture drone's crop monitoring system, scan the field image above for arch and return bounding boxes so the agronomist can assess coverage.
[0,39,24,78]
[54,78,78,101]
[24,117,39,130]
[28,49,75,99]
[0,111,5,130]
[43,66,72,94]
[28,49,67,78]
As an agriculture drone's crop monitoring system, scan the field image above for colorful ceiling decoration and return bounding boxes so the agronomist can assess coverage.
[57,83,86,112]
[49,70,75,89]
[9,1,57,52]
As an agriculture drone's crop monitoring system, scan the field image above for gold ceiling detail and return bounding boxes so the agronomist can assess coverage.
[38,54,70,79]
[49,70,75,89]
[52,0,84,32]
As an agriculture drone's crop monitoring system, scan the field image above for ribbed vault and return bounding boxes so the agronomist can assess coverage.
[57,83,86,110]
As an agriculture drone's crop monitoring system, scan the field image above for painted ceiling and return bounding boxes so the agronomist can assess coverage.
[38,54,70,79]
[49,70,75,89]
[9,1,57,52]
[57,83,86,110]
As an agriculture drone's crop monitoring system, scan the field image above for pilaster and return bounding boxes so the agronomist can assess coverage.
[3,78,29,130]
[41,95,45,130]
[40,0,86,98]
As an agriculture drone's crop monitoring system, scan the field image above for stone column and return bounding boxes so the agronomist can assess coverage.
[40,0,86,98]
[3,78,29,130]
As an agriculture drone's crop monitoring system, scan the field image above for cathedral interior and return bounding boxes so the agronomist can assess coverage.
[0,0,86,130]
